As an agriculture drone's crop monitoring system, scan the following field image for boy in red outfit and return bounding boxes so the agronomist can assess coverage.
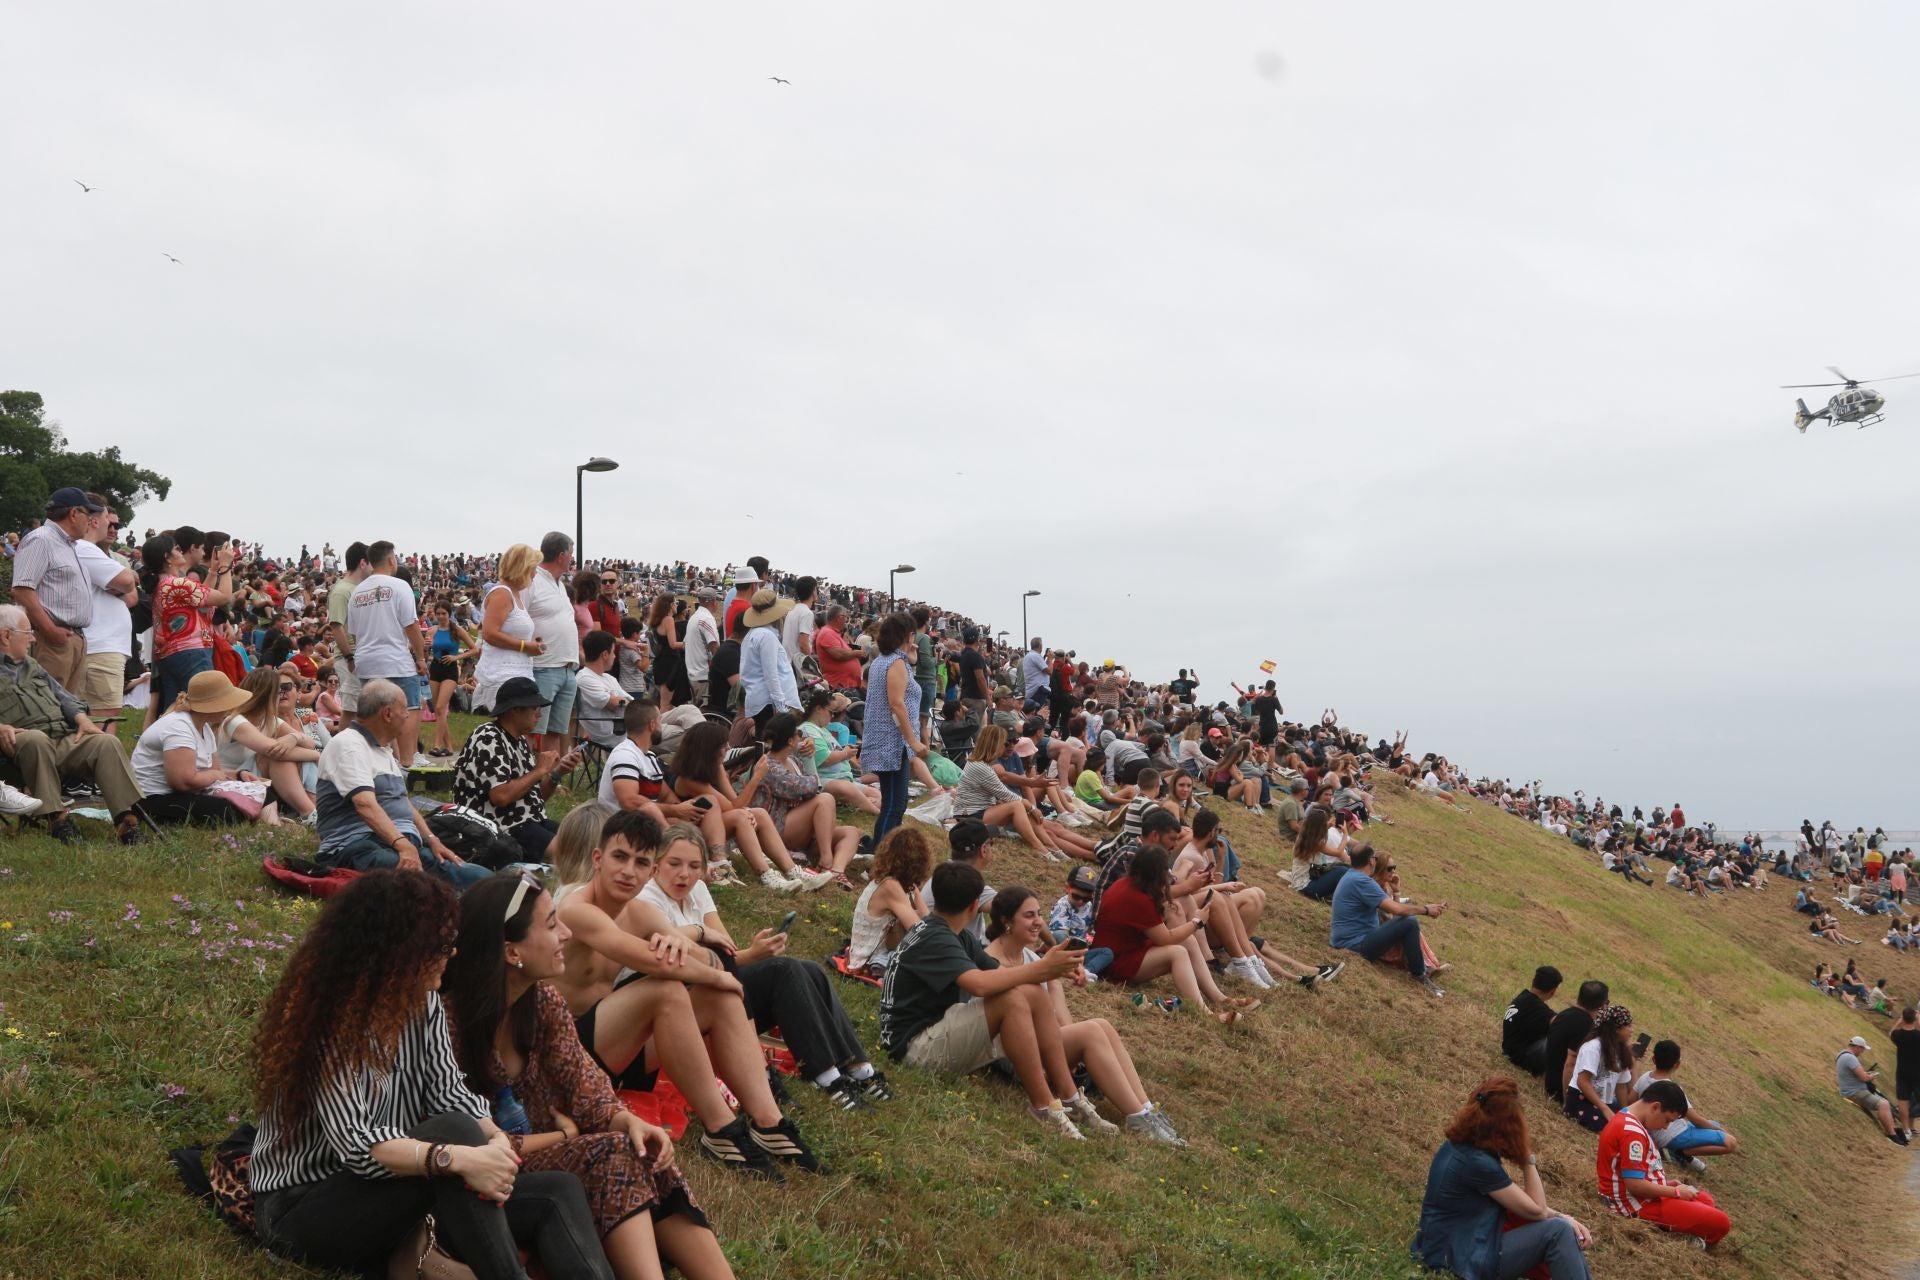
[1597,1080,1731,1247]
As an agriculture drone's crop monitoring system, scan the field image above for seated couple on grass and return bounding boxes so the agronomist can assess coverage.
[877,860,1187,1145]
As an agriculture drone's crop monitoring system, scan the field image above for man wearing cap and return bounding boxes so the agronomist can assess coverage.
[314,678,486,889]
[10,487,106,690]
[451,675,581,861]
[739,589,801,733]
[724,558,769,637]
[0,601,144,844]
[685,587,721,708]
[1836,1033,1908,1145]
[990,686,1024,735]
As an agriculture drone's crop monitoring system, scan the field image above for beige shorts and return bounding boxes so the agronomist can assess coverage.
[903,999,1003,1075]
[79,651,127,711]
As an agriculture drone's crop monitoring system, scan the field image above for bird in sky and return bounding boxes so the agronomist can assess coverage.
[73,179,98,193]
[162,253,181,264]
[769,77,790,85]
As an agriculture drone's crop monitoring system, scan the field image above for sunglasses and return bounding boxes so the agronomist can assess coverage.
[504,870,544,922]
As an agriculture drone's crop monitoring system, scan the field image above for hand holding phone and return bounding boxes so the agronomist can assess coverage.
[778,910,798,935]
[1061,936,1089,951]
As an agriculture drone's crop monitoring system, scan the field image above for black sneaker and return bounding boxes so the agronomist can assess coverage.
[47,818,81,845]
[822,1075,872,1111]
[1888,1127,1910,1148]
[698,1115,783,1180]
[751,1115,823,1173]
[857,1070,895,1103]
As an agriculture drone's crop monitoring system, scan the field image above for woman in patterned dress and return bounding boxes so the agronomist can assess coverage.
[444,870,734,1280]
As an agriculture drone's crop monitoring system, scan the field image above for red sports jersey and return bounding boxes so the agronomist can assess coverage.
[1597,1111,1668,1216]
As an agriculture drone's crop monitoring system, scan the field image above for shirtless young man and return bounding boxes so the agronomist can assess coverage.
[553,808,819,1180]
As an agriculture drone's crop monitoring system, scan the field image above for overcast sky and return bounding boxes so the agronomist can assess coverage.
[7,2,1919,830]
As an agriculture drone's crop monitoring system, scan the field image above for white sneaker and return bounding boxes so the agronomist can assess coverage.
[1232,957,1275,989]
[1063,1093,1119,1135]
[1029,1104,1085,1141]
[760,869,802,893]
[1126,1109,1189,1147]
[0,781,43,816]
[791,868,836,892]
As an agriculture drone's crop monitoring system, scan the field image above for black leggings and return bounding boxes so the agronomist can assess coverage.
[135,792,247,827]
[739,956,867,1077]
[254,1112,613,1280]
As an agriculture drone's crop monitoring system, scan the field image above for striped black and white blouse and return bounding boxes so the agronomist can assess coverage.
[250,991,488,1193]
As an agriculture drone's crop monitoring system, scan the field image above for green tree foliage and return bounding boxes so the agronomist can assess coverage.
[0,390,170,532]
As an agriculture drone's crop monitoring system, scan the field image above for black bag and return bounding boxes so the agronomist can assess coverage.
[169,1123,258,1237]
[423,805,523,870]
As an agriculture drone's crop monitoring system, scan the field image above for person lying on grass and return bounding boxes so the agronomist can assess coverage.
[1172,807,1340,991]
[443,871,734,1280]
[877,861,1133,1141]
[849,825,936,976]
[1809,909,1861,945]
[1409,1075,1593,1280]
[1562,1004,1636,1133]
[1598,1079,1734,1248]
[1329,843,1447,999]
[641,822,895,1112]
[1089,841,1260,1025]
[981,886,1187,1147]
[551,808,820,1181]
[249,870,613,1280]
[1631,1040,1739,1174]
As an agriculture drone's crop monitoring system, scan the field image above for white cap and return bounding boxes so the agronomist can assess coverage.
[1849,1035,1870,1050]
[733,569,760,586]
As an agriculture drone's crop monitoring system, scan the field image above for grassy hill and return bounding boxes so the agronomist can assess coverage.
[1,725,1915,1279]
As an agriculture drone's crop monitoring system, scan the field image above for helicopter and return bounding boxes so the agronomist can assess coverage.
[1782,366,1920,432]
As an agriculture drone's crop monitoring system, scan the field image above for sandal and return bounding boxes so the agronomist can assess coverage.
[832,871,857,892]
[1214,1009,1244,1028]
[1219,996,1261,1012]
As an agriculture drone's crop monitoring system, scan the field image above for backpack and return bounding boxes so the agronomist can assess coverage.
[169,1123,258,1237]
[422,804,523,870]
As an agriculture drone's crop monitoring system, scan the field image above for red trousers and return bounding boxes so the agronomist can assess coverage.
[1635,1189,1731,1244]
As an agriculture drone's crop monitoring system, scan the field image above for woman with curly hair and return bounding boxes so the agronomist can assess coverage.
[1411,1076,1592,1279]
[1564,1005,1637,1133]
[848,825,934,975]
[444,872,733,1280]
[248,870,613,1280]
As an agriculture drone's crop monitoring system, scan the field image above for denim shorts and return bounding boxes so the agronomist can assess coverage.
[532,666,577,736]
[376,673,425,709]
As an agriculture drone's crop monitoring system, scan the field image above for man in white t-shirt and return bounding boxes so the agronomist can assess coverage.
[574,630,630,748]
[524,532,580,754]
[684,588,721,708]
[598,700,741,880]
[782,575,818,671]
[75,496,137,717]
[346,541,425,766]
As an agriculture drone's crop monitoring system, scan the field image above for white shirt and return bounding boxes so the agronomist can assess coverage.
[346,573,419,678]
[132,710,216,797]
[598,737,665,809]
[524,566,578,668]
[573,667,628,746]
[1572,1038,1631,1107]
[1631,1071,1692,1145]
[75,540,132,658]
[782,602,815,669]
[640,877,716,929]
[685,607,719,681]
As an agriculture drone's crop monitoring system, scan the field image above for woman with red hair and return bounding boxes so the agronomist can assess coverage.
[1410,1077,1593,1279]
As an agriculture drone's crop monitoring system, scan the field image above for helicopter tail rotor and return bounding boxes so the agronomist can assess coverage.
[1794,398,1823,433]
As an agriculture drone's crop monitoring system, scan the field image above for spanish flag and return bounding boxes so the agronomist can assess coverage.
[1258,659,1276,674]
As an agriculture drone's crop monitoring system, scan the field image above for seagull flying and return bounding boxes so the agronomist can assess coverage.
[769,77,790,85]
[74,179,97,193]
[162,253,181,264]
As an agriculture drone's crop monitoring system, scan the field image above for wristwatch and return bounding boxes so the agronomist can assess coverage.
[430,1143,454,1174]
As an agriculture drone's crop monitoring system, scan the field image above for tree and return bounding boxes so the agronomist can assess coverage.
[0,390,171,534]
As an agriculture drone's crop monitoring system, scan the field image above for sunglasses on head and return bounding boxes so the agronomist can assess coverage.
[504,870,544,922]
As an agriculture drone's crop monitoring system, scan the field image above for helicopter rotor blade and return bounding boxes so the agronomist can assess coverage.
[1827,365,1852,384]
[1781,382,1845,389]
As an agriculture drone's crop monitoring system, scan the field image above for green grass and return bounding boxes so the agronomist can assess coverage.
[1,727,1917,1278]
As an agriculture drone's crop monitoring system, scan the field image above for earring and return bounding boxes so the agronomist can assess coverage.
[512,957,524,970]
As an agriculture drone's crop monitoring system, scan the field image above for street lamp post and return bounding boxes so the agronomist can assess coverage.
[575,457,619,562]
[889,564,915,612]
[1021,589,1041,649]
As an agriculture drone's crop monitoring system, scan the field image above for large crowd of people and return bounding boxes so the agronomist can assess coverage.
[5,492,1914,1277]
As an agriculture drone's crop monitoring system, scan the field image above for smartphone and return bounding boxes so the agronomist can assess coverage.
[690,796,714,811]
[1632,1032,1651,1059]
[1061,936,1089,951]
[778,910,798,935]
[1200,889,1215,908]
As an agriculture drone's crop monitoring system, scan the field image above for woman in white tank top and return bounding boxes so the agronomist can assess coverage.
[473,546,545,711]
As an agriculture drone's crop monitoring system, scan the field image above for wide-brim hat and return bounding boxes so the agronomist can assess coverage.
[492,676,551,713]
[744,588,794,628]
[180,670,252,715]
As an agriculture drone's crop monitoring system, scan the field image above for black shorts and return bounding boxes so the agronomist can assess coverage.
[572,972,661,1093]
[1897,1078,1920,1104]
[428,658,460,684]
